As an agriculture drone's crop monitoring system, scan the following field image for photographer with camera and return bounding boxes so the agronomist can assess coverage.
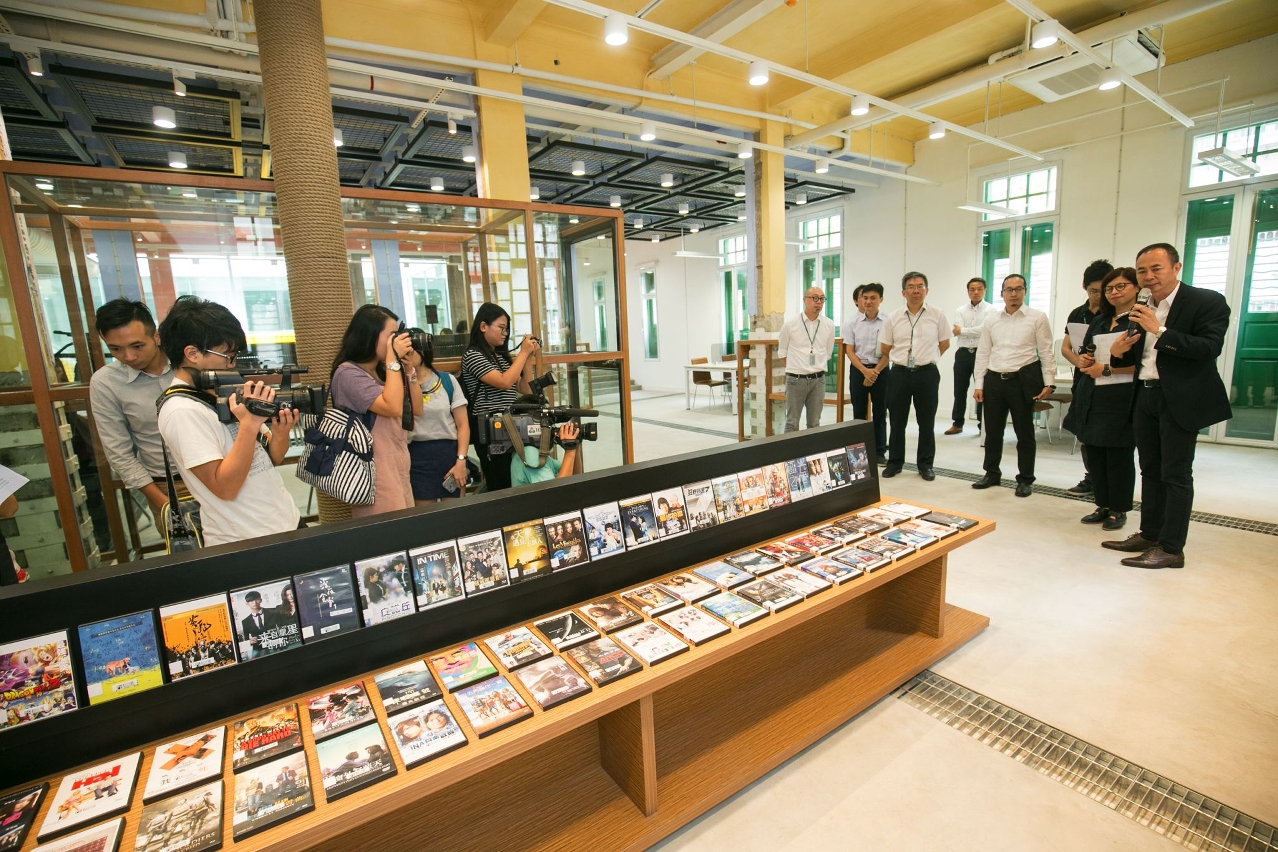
[460,303,540,492]
[511,422,581,487]
[330,305,423,518]
[401,328,470,503]
[155,296,300,546]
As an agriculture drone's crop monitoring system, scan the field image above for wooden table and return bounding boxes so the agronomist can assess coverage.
[683,362,740,414]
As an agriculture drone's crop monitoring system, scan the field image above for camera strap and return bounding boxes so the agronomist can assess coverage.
[399,367,413,432]
[497,411,553,469]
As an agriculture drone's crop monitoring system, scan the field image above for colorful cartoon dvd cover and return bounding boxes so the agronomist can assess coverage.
[135,779,222,852]
[651,487,690,538]
[735,468,768,515]
[533,610,599,650]
[0,630,78,730]
[408,542,466,610]
[453,676,533,738]
[710,474,744,522]
[784,458,813,500]
[692,560,754,589]
[428,642,498,692]
[565,639,643,687]
[293,565,361,642]
[656,572,719,603]
[502,518,552,582]
[373,660,442,714]
[143,727,225,803]
[698,593,769,628]
[158,596,236,683]
[306,681,375,741]
[620,584,682,616]
[681,480,719,531]
[582,501,626,558]
[38,752,140,840]
[618,494,659,548]
[800,558,865,585]
[456,530,512,596]
[578,596,643,633]
[230,703,302,772]
[544,511,591,570]
[613,622,688,666]
[315,723,396,802]
[229,752,312,841]
[483,627,553,670]
[514,657,591,710]
[354,551,415,626]
[761,462,792,509]
[229,578,303,662]
[657,607,730,646]
[387,700,467,767]
[0,782,47,850]
[77,612,163,706]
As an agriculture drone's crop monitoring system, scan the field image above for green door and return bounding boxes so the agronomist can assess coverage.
[1226,187,1278,442]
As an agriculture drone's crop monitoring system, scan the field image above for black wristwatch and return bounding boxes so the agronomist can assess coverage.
[1102,364,1112,377]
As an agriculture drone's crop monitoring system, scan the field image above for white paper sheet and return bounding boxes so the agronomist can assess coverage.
[1092,332,1134,385]
[0,463,28,503]
[1065,322,1090,354]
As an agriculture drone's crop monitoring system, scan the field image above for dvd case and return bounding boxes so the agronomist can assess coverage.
[620,584,682,616]
[502,518,552,582]
[293,565,361,642]
[807,524,862,546]
[135,779,221,852]
[453,676,533,738]
[880,501,930,518]
[825,451,851,487]
[692,560,754,589]
[533,610,600,650]
[614,622,688,665]
[710,474,743,522]
[77,612,163,706]
[756,541,812,565]
[38,752,140,840]
[657,607,730,646]
[858,507,911,526]
[229,578,303,662]
[806,455,832,493]
[698,592,769,628]
[373,660,442,714]
[0,630,77,732]
[882,528,935,549]
[143,727,225,803]
[724,549,783,576]
[761,462,792,508]
[354,551,415,626]
[651,487,690,538]
[859,535,915,559]
[736,468,768,515]
[846,443,871,480]
[900,519,957,539]
[578,596,643,633]
[306,681,375,741]
[836,514,889,536]
[31,818,123,852]
[514,657,591,710]
[565,639,643,687]
[921,511,978,530]
[315,723,396,802]
[544,511,591,570]
[786,532,842,554]
[483,627,553,670]
[456,530,512,595]
[229,752,312,841]
[800,557,865,584]
[830,547,890,573]
[0,783,46,850]
[387,699,468,767]
[582,501,626,558]
[230,703,303,772]
[735,578,803,612]
[428,642,498,692]
[681,480,719,531]
[768,567,832,598]
[408,542,466,610]
[656,573,719,603]
[784,458,813,500]
[618,494,659,548]
[158,595,236,683]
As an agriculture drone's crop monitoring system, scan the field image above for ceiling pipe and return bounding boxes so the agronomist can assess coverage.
[788,0,1230,147]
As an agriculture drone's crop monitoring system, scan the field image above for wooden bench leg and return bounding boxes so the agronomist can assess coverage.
[870,555,946,639]
[599,694,658,816]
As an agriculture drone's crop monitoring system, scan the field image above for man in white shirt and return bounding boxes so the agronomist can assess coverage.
[971,274,1057,497]
[946,277,992,435]
[843,283,887,461]
[778,287,836,432]
[879,272,951,480]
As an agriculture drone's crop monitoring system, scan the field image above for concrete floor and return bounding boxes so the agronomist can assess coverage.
[636,395,1278,851]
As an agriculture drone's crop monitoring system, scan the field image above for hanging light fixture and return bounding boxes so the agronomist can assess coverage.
[26,56,43,77]
[571,159,587,176]
[928,122,946,140]
[795,192,807,205]
[639,121,657,142]
[530,185,540,200]
[406,203,420,212]
[632,217,644,228]
[1098,68,1123,91]
[748,60,769,86]
[737,213,748,221]
[660,173,674,188]
[815,158,830,174]
[168,151,188,169]
[734,186,746,197]
[173,76,187,97]
[333,128,344,147]
[1031,20,1060,49]
[678,202,690,215]
[447,117,457,135]
[609,195,622,207]
[152,106,177,129]
[737,141,753,159]
[651,235,660,243]
[462,145,477,163]
[569,216,579,224]
[850,95,870,116]
[430,176,445,191]
[689,223,700,233]
[604,14,628,46]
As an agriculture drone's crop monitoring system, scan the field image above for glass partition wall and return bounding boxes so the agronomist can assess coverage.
[0,162,630,580]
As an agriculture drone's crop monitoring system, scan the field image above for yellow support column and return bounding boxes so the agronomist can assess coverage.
[753,120,788,326]
[473,68,532,202]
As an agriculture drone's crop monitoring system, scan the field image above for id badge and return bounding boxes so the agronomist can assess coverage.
[809,353,816,366]
[907,354,915,369]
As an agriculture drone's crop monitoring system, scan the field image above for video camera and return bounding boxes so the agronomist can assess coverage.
[477,371,599,455]
[189,365,326,424]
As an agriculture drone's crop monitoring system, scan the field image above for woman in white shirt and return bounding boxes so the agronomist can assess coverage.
[403,333,470,504]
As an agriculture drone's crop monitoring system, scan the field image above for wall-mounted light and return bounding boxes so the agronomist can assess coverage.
[1031,19,1060,49]
[850,94,870,116]
[815,158,830,174]
[168,151,188,169]
[152,106,177,129]
[333,128,344,147]
[462,145,477,163]
[604,14,628,46]
[610,195,621,207]
[748,60,769,86]
[737,141,753,159]
[660,173,674,188]
[571,159,587,176]
[639,121,657,142]
[430,176,445,191]
[928,122,946,140]
[1098,68,1123,91]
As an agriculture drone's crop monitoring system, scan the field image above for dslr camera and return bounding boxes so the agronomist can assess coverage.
[399,323,432,357]
[478,371,599,454]
[189,365,326,424]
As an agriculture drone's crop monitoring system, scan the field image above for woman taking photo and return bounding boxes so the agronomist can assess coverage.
[1073,267,1144,530]
[403,333,470,504]
[330,305,423,517]
[460,303,540,492]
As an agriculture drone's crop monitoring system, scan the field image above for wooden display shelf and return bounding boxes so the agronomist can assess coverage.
[13,500,991,852]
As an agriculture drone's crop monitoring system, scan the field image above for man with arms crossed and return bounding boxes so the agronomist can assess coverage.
[778,287,836,432]
[946,277,993,435]
[971,274,1057,497]
[1102,243,1231,569]
[843,283,887,463]
[879,272,951,480]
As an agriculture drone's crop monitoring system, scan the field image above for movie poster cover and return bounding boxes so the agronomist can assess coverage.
[579,596,642,633]
[881,501,929,519]
[710,474,743,522]
[230,752,312,841]
[761,463,792,509]
[78,612,163,706]
[651,487,689,538]
[769,567,832,599]
[618,495,658,548]
[801,558,864,585]
[806,524,862,547]
[229,579,302,662]
[723,549,782,576]
[657,606,730,646]
[755,542,812,565]
[31,818,123,852]
[826,451,851,487]
[0,631,77,731]
[483,627,552,671]
[314,724,396,802]
[373,661,442,714]
[699,592,769,628]
[830,547,890,573]
[692,560,754,589]
[293,565,361,642]
[581,501,626,559]
[230,703,302,772]
[621,584,681,616]
[858,506,911,526]
[681,481,719,531]
[428,642,498,692]
[858,536,914,560]
[408,542,465,610]
[306,682,375,741]
[565,639,642,687]
[143,727,225,803]
[158,596,237,683]
[514,657,590,710]
[387,699,467,767]
[0,782,46,851]
[533,610,599,650]
[613,622,687,666]
[544,511,590,570]
[786,532,842,555]
[456,530,512,596]
[502,519,552,582]
[806,454,832,493]
[38,752,141,841]
[921,511,978,530]
[837,514,889,536]
[453,675,532,738]
[134,779,221,852]
[656,573,718,603]
[882,528,934,549]
[900,519,958,539]
[354,551,415,627]
[846,442,871,480]
[735,578,803,613]
[784,458,813,501]
[736,468,768,515]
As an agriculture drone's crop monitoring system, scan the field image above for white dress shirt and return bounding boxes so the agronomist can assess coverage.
[1138,283,1179,381]
[879,305,951,367]
[954,300,994,350]
[88,358,176,489]
[778,312,835,374]
[973,306,1057,389]
[842,312,885,365]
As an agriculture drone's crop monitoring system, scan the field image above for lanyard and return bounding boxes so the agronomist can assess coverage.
[905,306,925,357]
[800,315,821,353]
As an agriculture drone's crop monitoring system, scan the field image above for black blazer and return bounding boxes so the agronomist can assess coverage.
[1131,283,1232,432]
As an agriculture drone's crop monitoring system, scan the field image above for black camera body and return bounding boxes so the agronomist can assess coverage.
[189,365,326,424]
[477,371,598,454]
[398,323,433,358]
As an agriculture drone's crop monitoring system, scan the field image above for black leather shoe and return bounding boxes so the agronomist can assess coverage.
[1102,512,1127,530]
[1102,532,1158,552]
[1014,482,1032,497]
[882,466,902,478]
[1081,508,1109,524]
[1067,478,1094,495]
[919,467,935,481]
[971,474,1000,489]
[1121,546,1184,569]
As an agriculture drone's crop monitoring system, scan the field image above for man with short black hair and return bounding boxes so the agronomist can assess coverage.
[88,299,175,518]
[778,287,836,432]
[843,282,887,462]
[879,272,951,480]
[946,277,992,435]
[1060,259,1115,495]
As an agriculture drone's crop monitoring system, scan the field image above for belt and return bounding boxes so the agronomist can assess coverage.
[1140,379,1161,388]
[990,362,1039,381]
[786,371,825,379]
[893,363,935,372]
[962,346,977,353]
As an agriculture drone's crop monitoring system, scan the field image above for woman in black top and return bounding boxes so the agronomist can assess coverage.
[459,303,540,492]
[1073,267,1144,530]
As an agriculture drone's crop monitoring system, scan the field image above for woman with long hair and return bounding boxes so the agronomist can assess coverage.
[459,302,540,492]
[329,304,423,517]
[403,332,470,504]
[1073,267,1144,530]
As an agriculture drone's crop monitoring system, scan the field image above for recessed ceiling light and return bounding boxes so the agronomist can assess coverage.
[1031,20,1059,50]
[604,14,628,46]
[639,121,657,142]
[850,95,870,116]
[152,106,177,129]
[737,142,753,159]
[430,176,445,191]
[462,145,477,163]
[333,128,344,147]
[1098,68,1122,91]
[748,60,769,86]
[571,160,586,176]
[928,122,946,140]
[660,173,674,188]
[168,151,188,169]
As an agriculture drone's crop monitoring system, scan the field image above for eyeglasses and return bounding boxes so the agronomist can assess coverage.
[903,284,927,291]
[1002,287,1026,294]
[1104,282,1133,293]
[203,348,237,363]
[805,295,826,302]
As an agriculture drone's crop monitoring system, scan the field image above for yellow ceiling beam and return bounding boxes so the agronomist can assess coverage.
[482,0,548,47]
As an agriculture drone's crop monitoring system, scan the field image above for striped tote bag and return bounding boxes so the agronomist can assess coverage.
[296,406,377,505]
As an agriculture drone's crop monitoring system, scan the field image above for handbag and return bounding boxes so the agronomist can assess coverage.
[296,401,377,505]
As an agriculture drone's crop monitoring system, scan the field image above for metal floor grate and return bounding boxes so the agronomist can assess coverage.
[897,671,1278,851]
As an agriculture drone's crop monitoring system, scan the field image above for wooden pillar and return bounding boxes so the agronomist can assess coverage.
[753,120,788,328]
[473,69,531,203]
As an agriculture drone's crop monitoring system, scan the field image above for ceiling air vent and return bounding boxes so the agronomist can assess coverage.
[1009,32,1162,102]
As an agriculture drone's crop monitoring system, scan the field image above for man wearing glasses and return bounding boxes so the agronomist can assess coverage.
[879,272,951,480]
[778,287,836,432]
[1058,259,1114,496]
[971,274,1057,497]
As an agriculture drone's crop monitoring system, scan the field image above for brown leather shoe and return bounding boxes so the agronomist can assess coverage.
[1120,547,1185,569]
[1101,533,1158,552]
[944,426,962,435]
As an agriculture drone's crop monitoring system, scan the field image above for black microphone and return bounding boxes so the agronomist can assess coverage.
[1127,289,1152,337]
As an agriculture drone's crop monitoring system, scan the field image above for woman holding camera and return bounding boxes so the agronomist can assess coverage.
[1072,267,1143,530]
[403,332,470,504]
[460,302,540,492]
[330,305,423,517]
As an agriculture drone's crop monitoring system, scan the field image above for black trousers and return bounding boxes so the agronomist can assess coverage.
[476,443,513,492]
[849,367,888,457]
[1086,444,1135,512]
[951,347,982,428]
[886,364,939,468]
[1133,386,1197,554]
[981,367,1040,483]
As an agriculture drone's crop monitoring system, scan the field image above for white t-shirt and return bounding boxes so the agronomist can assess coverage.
[411,371,468,442]
[157,381,300,546]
